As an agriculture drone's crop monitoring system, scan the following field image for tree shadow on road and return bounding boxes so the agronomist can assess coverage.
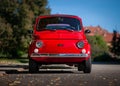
[5,70,75,74]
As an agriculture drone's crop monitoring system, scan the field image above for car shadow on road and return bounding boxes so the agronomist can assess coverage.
[0,64,83,74]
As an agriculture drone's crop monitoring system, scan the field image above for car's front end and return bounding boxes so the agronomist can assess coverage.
[28,14,91,73]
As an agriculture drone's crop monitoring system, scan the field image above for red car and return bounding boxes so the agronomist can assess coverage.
[28,14,91,73]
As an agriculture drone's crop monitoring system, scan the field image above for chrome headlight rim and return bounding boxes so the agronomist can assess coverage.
[36,41,43,48]
[77,41,84,48]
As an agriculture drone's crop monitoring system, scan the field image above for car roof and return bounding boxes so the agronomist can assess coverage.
[37,14,82,20]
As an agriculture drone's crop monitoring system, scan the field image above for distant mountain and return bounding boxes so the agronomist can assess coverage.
[84,26,113,45]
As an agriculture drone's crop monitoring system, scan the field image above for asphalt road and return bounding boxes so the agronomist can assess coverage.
[0,64,120,86]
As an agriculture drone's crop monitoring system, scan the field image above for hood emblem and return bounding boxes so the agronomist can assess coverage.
[57,44,64,47]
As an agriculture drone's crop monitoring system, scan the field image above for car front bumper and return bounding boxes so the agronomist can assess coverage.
[30,53,89,58]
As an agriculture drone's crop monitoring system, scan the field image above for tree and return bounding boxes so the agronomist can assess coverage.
[111,30,120,57]
[0,0,51,57]
[0,17,13,57]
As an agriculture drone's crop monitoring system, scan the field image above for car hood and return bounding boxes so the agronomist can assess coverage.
[34,30,85,40]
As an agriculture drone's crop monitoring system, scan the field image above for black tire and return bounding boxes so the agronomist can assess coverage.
[78,63,84,71]
[83,58,92,73]
[29,58,39,73]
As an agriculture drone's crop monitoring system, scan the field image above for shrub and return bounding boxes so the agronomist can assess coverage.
[87,35,109,61]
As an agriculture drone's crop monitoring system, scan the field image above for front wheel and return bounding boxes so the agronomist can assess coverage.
[29,58,39,73]
[83,58,92,73]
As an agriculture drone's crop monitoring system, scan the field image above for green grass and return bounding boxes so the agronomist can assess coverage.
[0,58,28,64]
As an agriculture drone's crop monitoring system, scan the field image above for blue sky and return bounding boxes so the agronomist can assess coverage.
[48,0,120,32]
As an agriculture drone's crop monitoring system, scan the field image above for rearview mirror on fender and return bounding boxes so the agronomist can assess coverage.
[85,29,91,34]
[28,30,33,34]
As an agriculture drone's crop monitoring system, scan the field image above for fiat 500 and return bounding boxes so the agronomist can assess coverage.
[28,14,91,73]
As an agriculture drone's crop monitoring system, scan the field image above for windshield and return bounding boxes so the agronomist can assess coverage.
[37,17,81,31]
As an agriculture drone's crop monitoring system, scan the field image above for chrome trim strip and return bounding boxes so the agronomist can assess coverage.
[31,53,88,58]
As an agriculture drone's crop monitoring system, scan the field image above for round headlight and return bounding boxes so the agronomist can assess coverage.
[36,41,43,48]
[77,41,84,48]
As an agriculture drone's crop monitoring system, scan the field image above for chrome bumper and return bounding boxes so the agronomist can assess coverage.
[30,53,89,58]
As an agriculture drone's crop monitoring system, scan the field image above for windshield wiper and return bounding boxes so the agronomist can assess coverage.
[47,29,56,31]
[63,28,74,32]
[40,28,56,31]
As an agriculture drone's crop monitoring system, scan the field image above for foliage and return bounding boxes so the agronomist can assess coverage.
[0,17,13,57]
[0,0,50,58]
[111,30,120,57]
[93,53,112,62]
[87,35,109,60]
